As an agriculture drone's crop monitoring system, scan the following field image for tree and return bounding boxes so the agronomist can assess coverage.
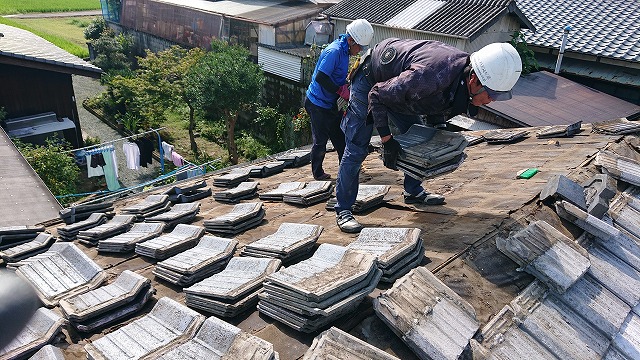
[185,40,265,164]
[510,31,538,75]
[15,139,80,204]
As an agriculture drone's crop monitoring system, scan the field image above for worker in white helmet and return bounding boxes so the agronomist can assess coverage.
[335,39,522,233]
[305,19,374,180]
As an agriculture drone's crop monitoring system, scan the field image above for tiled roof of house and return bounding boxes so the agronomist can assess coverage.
[323,0,533,40]
[0,24,102,76]
[517,0,640,62]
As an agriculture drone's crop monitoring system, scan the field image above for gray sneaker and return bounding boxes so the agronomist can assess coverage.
[336,210,363,233]
[404,191,445,205]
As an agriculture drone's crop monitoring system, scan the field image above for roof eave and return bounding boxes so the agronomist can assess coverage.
[0,56,103,78]
[507,2,536,32]
[324,16,469,40]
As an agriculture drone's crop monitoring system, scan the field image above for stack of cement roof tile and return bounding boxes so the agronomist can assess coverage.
[326,185,390,213]
[164,180,211,203]
[302,327,400,360]
[592,117,640,135]
[536,120,582,138]
[213,168,251,187]
[76,214,136,246]
[17,242,107,307]
[282,181,333,206]
[120,194,170,220]
[462,133,484,146]
[155,315,279,359]
[0,308,65,360]
[59,270,154,332]
[373,267,479,360]
[0,225,44,250]
[153,236,238,286]
[145,202,200,229]
[97,222,165,253]
[0,232,56,264]
[28,345,65,360]
[391,125,468,181]
[59,201,113,225]
[213,181,258,203]
[241,222,323,263]
[608,188,640,237]
[6,243,67,269]
[347,227,424,283]
[258,244,381,333]
[259,182,305,201]
[496,220,591,294]
[247,161,286,178]
[595,150,640,187]
[276,149,311,167]
[204,202,265,235]
[84,297,205,360]
[135,224,205,260]
[56,213,108,241]
[184,257,281,317]
[482,129,529,143]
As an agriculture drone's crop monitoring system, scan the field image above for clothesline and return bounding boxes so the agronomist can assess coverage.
[64,127,166,154]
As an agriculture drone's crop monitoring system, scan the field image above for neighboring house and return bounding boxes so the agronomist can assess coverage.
[323,0,535,53]
[0,24,103,148]
[517,0,640,105]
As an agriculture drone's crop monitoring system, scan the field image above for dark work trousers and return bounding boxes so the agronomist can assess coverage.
[305,97,346,179]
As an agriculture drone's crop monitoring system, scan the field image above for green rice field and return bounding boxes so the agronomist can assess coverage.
[0,0,100,15]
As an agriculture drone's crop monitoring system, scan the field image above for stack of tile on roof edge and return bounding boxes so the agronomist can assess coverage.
[59,201,113,225]
[204,202,265,236]
[135,224,204,260]
[592,118,640,135]
[247,161,286,178]
[29,345,65,360]
[0,308,65,360]
[282,181,333,206]
[97,222,165,253]
[240,222,322,263]
[0,232,56,263]
[163,180,211,204]
[482,129,529,144]
[496,220,591,294]
[374,266,479,360]
[347,228,424,283]
[258,244,381,333]
[391,125,468,181]
[155,315,279,359]
[536,120,582,138]
[326,185,390,213]
[144,202,200,229]
[17,242,106,307]
[153,236,237,286]
[56,213,108,241]
[84,297,205,360]
[276,148,311,167]
[302,327,399,360]
[77,214,136,246]
[259,182,305,201]
[213,181,258,203]
[0,225,44,250]
[213,168,251,187]
[59,270,154,332]
[595,150,640,187]
[120,194,170,220]
[184,257,281,317]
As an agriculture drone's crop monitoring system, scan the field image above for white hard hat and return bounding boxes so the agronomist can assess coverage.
[346,19,374,46]
[470,43,522,92]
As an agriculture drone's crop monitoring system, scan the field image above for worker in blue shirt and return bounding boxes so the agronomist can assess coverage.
[305,19,374,180]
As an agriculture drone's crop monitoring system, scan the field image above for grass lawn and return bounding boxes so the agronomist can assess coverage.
[0,0,100,15]
[0,16,96,58]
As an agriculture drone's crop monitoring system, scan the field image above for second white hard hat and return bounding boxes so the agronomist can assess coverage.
[470,43,522,92]
[346,19,374,46]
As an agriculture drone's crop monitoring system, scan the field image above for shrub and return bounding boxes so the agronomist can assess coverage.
[510,31,538,75]
[84,17,107,40]
[237,132,271,160]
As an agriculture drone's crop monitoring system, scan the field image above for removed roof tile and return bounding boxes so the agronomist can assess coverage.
[241,222,323,262]
[28,345,65,360]
[539,174,587,210]
[595,150,640,187]
[0,232,56,263]
[302,327,400,360]
[0,308,65,360]
[592,118,640,135]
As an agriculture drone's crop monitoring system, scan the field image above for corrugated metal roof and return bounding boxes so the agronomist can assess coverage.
[484,71,640,127]
[517,0,640,63]
[324,0,530,39]
[0,24,102,75]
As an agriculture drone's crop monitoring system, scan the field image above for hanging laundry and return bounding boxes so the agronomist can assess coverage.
[122,141,141,170]
[86,154,104,177]
[90,153,106,168]
[172,152,185,167]
[134,137,154,167]
[102,147,120,191]
[162,141,174,161]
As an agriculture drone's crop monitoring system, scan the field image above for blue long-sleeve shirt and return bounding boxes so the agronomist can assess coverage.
[306,35,350,109]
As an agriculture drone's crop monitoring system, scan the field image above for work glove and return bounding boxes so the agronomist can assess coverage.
[382,137,403,171]
[337,84,350,101]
